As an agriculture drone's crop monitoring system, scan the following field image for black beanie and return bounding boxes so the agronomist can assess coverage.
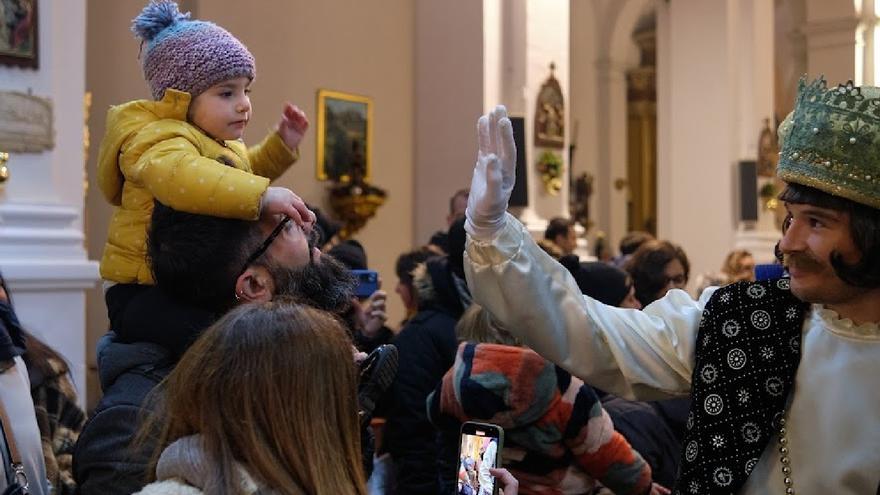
[559,255,631,307]
[327,240,368,271]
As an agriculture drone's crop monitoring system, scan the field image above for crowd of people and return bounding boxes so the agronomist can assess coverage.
[0,1,877,494]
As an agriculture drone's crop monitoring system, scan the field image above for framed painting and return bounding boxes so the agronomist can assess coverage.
[0,0,38,69]
[316,89,372,182]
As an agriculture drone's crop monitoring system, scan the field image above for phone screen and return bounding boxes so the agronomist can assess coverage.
[458,429,500,495]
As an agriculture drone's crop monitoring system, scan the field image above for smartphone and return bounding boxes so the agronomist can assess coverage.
[351,269,379,298]
[457,421,504,495]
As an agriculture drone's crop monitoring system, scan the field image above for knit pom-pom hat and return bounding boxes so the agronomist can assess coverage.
[132,0,255,100]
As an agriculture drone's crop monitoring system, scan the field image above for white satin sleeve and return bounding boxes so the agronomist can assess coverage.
[464,212,716,400]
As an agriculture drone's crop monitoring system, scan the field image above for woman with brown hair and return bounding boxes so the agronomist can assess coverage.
[135,299,367,495]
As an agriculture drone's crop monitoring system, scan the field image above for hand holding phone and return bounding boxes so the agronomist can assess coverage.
[351,269,379,298]
[458,421,504,495]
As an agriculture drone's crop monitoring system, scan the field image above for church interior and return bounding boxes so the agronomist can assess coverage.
[0,0,872,410]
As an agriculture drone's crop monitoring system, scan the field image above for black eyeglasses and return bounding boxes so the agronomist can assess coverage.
[240,215,292,275]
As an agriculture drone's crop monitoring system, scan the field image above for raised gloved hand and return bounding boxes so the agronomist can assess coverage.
[465,105,517,240]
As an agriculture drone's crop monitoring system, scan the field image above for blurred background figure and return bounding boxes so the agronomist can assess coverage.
[625,240,691,307]
[427,188,469,255]
[560,256,642,310]
[611,231,655,269]
[394,249,435,326]
[693,249,756,297]
[543,217,578,256]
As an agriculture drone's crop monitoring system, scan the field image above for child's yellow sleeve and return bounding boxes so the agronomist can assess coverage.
[246,131,299,181]
[124,130,269,220]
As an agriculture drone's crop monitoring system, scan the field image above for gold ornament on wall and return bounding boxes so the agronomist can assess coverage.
[534,63,565,149]
[757,117,779,177]
[0,151,9,185]
[536,150,563,195]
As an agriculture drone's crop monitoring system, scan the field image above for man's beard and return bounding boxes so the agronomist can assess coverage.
[269,256,357,316]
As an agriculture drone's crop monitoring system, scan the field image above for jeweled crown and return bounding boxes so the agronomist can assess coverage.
[777,76,880,209]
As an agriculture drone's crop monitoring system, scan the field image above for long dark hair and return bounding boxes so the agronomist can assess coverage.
[777,182,880,288]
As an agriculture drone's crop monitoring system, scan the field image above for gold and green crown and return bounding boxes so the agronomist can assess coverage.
[777,76,880,209]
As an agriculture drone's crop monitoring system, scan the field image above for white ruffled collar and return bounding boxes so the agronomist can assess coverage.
[812,304,880,339]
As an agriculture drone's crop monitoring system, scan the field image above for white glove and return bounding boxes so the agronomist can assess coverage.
[465,105,517,240]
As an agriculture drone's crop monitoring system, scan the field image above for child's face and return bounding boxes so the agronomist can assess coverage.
[188,77,252,141]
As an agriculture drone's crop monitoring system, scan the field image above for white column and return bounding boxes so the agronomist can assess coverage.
[803,0,859,84]
[732,0,780,263]
[658,0,739,285]
[497,0,571,242]
[0,0,98,404]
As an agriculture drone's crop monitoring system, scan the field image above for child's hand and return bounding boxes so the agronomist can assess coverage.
[260,186,315,226]
[276,103,309,151]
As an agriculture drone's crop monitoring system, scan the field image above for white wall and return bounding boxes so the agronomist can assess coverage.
[414,0,484,246]
[0,0,97,403]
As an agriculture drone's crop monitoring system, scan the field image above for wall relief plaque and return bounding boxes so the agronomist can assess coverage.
[0,90,54,153]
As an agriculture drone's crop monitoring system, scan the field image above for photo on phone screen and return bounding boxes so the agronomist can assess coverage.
[457,422,503,495]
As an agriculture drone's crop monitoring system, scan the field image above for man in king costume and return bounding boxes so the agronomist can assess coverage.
[462,77,880,494]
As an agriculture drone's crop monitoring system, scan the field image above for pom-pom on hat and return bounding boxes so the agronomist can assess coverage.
[132,1,255,100]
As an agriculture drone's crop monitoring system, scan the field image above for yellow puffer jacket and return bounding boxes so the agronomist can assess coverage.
[97,89,298,284]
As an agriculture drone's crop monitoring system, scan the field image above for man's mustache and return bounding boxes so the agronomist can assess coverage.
[783,252,824,271]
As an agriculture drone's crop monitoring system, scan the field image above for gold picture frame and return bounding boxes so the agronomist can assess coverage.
[316,89,373,182]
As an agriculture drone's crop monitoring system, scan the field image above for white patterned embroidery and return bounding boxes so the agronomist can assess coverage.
[744,457,760,476]
[722,319,741,337]
[785,306,799,321]
[777,278,790,290]
[713,467,733,487]
[737,388,750,404]
[750,310,772,330]
[710,434,726,448]
[702,334,712,348]
[704,394,724,415]
[700,364,718,383]
[686,412,694,430]
[741,422,761,443]
[746,284,766,299]
[719,292,732,304]
[760,346,775,360]
[685,440,699,462]
[727,348,747,370]
[765,377,784,396]
[790,336,800,353]
[688,480,700,494]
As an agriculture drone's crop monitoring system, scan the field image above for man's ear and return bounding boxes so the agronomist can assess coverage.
[234,266,275,303]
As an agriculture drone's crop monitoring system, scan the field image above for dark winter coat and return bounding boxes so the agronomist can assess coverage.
[378,257,467,494]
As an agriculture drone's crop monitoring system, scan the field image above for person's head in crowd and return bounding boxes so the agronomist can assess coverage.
[328,240,368,271]
[536,239,563,260]
[142,300,367,494]
[395,249,435,322]
[447,188,470,227]
[311,206,342,251]
[544,217,577,255]
[775,182,880,301]
[455,303,520,346]
[625,240,691,307]
[147,202,356,316]
[619,231,655,257]
[559,255,642,310]
[721,249,756,283]
[612,230,655,268]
